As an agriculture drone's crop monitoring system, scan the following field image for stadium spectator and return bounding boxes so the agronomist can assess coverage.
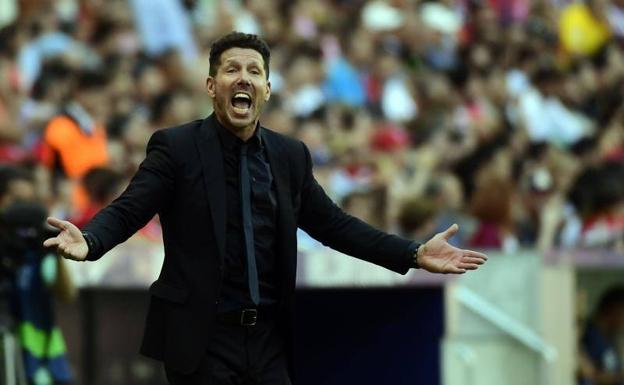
[580,287,624,385]
[0,0,623,255]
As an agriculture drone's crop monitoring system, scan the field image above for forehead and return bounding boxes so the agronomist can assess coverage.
[219,48,265,67]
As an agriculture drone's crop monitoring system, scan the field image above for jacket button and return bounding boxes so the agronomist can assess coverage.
[215,300,219,305]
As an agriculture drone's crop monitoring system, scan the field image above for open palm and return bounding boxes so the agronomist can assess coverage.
[43,217,88,261]
[417,224,487,274]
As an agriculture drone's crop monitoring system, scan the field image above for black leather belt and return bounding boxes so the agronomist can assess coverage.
[217,306,277,326]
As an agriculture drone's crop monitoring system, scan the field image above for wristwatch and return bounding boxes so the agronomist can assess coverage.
[411,242,423,269]
[81,231,96,260]
[414,243,425,268]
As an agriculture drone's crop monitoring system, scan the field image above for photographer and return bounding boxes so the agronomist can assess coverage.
[0,166,73,385]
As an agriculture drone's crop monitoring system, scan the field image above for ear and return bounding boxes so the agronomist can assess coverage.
[206,76,216,98]
[264,80,271,102]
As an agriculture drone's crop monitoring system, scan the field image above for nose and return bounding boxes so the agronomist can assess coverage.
[237,71,252,86]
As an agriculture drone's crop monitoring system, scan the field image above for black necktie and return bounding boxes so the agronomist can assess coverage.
[240,144,260,305]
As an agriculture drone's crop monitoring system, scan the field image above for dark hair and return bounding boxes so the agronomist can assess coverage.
[596,287,624,315]
[0,166,33,199]
[73,69,110,94]
[340,187,388,229]
[82,167,123,205]
[31,59,72,100]
[209,32,270,79]
[150,92,174,124]
[569,162,624,218]
[397,197,439,234]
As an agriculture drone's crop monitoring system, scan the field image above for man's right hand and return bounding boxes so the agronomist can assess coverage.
[43,217,89,261]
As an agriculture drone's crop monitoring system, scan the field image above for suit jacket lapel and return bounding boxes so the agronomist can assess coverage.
[263,128,297,295]
[194,115,226,264]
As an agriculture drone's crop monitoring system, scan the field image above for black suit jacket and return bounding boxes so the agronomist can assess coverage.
[84,114,416,375]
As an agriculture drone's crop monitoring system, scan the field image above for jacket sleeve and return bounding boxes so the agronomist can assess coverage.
[83,129,176,260]
[296,142,417,274]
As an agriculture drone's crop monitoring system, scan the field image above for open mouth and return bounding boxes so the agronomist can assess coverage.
[231,92,253,115]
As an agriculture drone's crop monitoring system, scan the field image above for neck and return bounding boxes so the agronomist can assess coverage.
[214,112,257,142]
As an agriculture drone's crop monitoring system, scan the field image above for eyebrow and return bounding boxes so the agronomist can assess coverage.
[222,60,264,72]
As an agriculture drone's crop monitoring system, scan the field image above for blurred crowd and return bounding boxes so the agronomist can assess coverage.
[1,0,624,257]
[1,1,624,384]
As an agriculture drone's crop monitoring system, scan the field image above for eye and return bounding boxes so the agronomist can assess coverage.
[226,67,237,73]
[250,68,261,75]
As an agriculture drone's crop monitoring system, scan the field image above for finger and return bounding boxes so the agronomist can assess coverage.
[47,217,68,230]
[446,265,466,274]
[462,257,485,265]
[43,237,60,248]
[441,223,459,241]
[63,254,82,261]
[463,250,488,260]
[459,263,480,270]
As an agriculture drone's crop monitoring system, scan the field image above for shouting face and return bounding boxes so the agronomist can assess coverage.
[207,47,271,137]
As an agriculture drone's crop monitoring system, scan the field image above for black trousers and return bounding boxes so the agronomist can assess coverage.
[165,317,291,385]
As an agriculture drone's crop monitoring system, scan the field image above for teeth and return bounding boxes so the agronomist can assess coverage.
[234,93,250,100]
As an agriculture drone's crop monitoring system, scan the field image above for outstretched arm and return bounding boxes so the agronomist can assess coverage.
[297,143,416,274]
[297,142,487,274]
[43,129,176,261]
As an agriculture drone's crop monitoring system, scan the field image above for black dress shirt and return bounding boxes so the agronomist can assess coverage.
[215,121,279,312]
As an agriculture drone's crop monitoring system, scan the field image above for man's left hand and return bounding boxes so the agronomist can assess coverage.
[416,224,487,274]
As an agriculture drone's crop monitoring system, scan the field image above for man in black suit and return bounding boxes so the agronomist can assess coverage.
[43,32,487,385]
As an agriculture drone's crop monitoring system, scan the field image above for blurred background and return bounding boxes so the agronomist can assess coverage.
[0,0,624,384]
